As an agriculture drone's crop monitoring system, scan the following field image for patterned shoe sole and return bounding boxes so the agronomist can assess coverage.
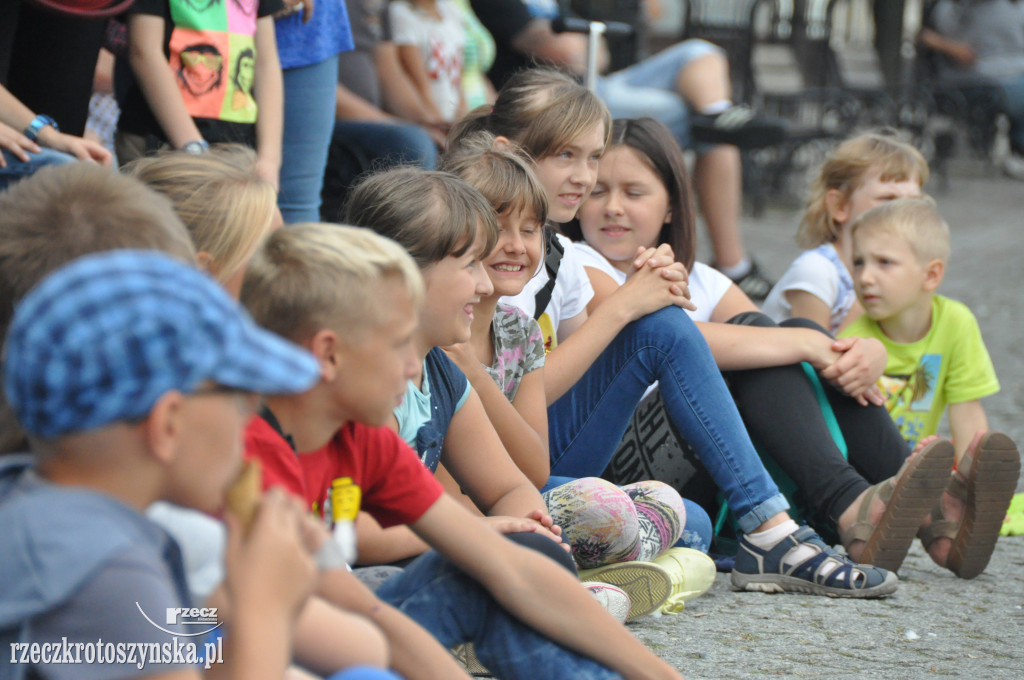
[578,561,672,621]
[949,433,1021,579]
[861,439,955,572]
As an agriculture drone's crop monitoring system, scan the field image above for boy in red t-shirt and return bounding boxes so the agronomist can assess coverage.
[240,222,685,680]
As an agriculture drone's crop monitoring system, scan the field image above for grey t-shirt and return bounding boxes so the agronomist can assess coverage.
[339,0,391,106]
[931,0,1024,80]
[0,461,194,680]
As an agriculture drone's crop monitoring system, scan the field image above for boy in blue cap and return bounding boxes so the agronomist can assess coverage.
[0,250,323,680]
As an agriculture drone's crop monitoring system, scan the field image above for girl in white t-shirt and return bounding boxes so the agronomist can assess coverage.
[570,117,954,572]
[389,0,466,123]
[762,131,928,333]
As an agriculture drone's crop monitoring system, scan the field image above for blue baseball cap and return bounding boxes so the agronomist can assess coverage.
[3,250,320,438]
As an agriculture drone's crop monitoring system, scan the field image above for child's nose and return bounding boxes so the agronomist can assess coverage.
[475,266,494,296]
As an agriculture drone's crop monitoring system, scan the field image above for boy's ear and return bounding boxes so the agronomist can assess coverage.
[923,258,945,292]
[825,189,851,226]
[493,135,512,150]
[308,328,341,381]
[143,391,186,465]
[195,251,215,271]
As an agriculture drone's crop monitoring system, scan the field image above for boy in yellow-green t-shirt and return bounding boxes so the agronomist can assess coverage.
[840,197,1019,579]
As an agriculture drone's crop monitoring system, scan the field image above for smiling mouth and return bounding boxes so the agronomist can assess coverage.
[490,263,526,273]
[601,225,630,236]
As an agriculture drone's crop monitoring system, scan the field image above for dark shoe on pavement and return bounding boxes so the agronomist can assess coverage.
[691,105,788,148]
[718,260,774,302]
[731,525,898,598]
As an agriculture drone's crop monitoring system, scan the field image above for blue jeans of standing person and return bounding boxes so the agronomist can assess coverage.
[0,148,75,192]
[596,39,722,149]
[376,549,622,680]
[278,56,339,223]
[547,306,789,535]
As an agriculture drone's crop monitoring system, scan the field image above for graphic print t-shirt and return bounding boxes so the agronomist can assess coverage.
[119,0,283,146]
[839,295,999,447]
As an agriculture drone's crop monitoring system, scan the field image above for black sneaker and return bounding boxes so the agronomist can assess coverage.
[719,260,774,302]
[691,105,787,149]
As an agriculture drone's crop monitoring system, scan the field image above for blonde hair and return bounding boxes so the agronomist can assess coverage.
[799,130,929,248]
[449,67,611,161]
[850,196,950,265]
[344,167,498,268]
[125,144,276,284]
[0,163,195,456]
[441,131,549,223]
[241,223,424,344]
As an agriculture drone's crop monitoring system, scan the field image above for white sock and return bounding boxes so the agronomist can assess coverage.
[745,520,824,570]
[718,257,751,280]
[700,100,732,115]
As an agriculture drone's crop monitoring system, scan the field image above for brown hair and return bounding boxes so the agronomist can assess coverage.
[124,145,276,284]
[799,130,929,248]
[562,117,697,270]
[241,223,424,345]
[0,163,195,455]
[441,131,549,225]
[448,67,611,162]
[344,167,498,268]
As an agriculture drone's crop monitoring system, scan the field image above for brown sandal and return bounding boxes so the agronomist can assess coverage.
[840,438,955,571]
[918,432,1020,579]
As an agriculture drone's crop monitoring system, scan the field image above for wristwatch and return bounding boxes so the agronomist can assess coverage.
[23,114,58,142]
[181,140,210,154]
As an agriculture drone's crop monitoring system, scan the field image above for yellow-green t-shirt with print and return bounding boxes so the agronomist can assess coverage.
[839,295,999,448]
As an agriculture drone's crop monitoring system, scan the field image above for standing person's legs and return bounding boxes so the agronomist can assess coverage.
[547,306,789,535]
[375,551,621,680]
[996,73,1024,153]
[279,57,339,224]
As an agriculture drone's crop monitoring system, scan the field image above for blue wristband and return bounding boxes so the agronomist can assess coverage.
[23,114,58,142]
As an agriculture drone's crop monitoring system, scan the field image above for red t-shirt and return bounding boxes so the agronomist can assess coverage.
[244,414,443,529]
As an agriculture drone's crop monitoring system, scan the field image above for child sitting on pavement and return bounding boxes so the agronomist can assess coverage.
[762,131,927,333]
[0,248,327,680]
[439,135,716,613]
[240,221,686,680]
[840,197,1020,578]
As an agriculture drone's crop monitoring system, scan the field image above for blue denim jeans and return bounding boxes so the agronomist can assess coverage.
[0,148,75,192]
[547,306,788,534]
[279,56,339,223]
[596,39,721,149]
[376,549,621,680]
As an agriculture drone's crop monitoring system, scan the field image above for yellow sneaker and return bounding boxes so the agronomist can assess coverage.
[651,547,717,613]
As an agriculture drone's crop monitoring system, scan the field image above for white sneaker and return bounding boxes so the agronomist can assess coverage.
[578,560,671,621]
[582,581,631,624]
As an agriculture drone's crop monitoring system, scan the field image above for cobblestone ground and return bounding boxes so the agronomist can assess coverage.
[631,167,1024,679]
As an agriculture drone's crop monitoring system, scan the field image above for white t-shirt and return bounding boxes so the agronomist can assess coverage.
[761,243,854,334]
[389,0,465,121]
[501,232,594,351]
[571,241,732,322]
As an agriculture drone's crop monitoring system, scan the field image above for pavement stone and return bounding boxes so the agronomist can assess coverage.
[631,166,1024,679]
